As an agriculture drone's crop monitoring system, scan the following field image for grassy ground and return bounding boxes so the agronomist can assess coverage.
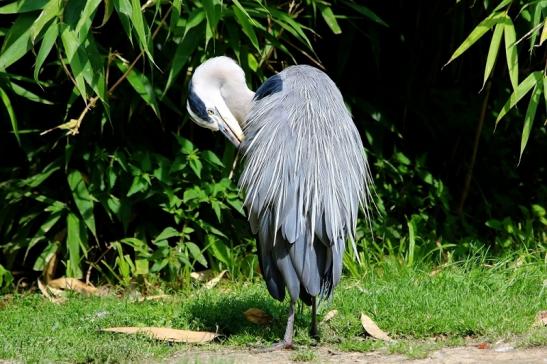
[0,262,545,362]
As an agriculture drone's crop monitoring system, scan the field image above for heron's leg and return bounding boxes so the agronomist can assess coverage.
[310,296,319,340]
[282,300,296,349]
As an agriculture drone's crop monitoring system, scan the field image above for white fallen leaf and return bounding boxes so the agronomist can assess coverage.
[321,309,338,323]
[204,270,227,289]
[102,327,218,343]
[244,308,272,325]
[360,313,392,341]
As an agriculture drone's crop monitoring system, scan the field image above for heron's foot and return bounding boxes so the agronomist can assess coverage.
[310,330,320,343]
[252,340,293,353]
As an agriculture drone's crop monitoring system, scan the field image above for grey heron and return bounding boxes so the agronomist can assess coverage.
[186,56,372,349]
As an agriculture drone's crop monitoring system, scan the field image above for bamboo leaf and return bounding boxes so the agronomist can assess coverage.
[493,0,512,12]
[66,212,84,278]
[67,170,97,240]
[203,0,222,47]
[169,0,182,30]
[34,20,58,81]
[519,83,542,162]
[343,2,388,27]
[496,71,542,125]
[482,23,503,89]
[0,87,20,145]
[30,0,59,42]
[543,75,547,115]
[0,0,49,14]
[100,0,114,27]
[113,0,134,45]
[319,4,342,34]
[130,0,152,61]
[445,12,506,66]
[503,18,518,91]
[529,2,545,52]
[9,81,53,104]
[540,18,547,46]
[115,60,160,117]
[269,8,314,51]
[232,4,260,51]
[164,26,201,92]
[0,14,34,70]
[76,0,102,35]
[60,25,87,101]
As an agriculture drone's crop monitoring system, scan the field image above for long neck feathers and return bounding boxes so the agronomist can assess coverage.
[193,56,255,125]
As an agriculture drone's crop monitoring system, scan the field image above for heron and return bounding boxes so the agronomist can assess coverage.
[186,56,372,349]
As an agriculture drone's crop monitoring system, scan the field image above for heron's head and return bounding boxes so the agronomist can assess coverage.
[186,57,248,147]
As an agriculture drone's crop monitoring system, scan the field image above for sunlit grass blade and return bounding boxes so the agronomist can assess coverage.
[319,4,342,34]
[482,23,503,89]
[115,60,160,118]
[0,14,34,70]
[495,71,542,126]
[66,212,84,278]
[0,0,49,14]
[503,18,519,91]
[0,87,20,144]
[519,84,542,163]
[67,170,97,241]
[34,20,58,81]
[445,12,505,66]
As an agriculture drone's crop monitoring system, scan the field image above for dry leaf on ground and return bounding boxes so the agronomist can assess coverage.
[534,311,547,327]
[204,270,227,289]
[102,327,218,343]
[360,313,393,342]
[48,277,98,295]
[190,270,215,282]
[321,310,338,323]
[136,294,170,302]
[244,308,273,325]
[37,279,65,304]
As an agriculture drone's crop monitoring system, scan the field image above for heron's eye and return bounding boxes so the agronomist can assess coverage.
[207,109,214,116]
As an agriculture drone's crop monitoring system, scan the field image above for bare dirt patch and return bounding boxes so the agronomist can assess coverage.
[169,345,547,363]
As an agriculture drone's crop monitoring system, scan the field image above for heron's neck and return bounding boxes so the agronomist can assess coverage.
[220,79,255,126]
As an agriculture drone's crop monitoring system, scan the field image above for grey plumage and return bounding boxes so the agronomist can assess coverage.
[239,65,373,305]
[186,57,373,348]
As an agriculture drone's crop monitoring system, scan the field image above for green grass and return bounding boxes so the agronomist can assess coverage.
[0,262,545,362]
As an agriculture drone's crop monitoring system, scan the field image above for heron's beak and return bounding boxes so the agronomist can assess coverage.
[216,108,245,148]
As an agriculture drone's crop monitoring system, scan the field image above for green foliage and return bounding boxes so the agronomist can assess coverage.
[0,0,544,289]
[446,0,547,161]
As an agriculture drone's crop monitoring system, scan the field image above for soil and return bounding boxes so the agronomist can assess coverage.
[168,345,547,363]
